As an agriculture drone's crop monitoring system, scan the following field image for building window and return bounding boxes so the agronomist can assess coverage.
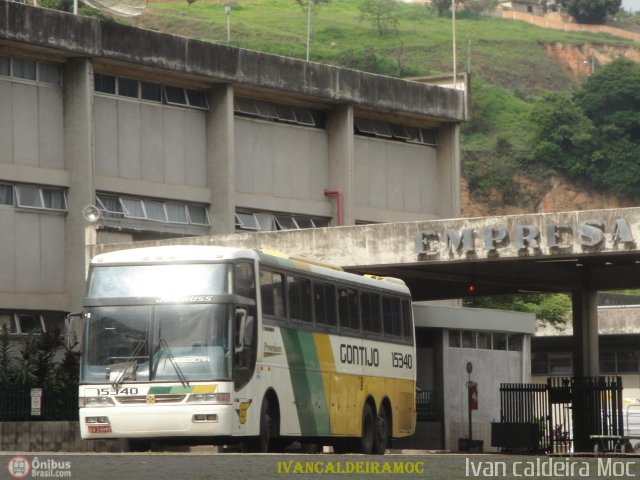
[477,331,492,349]
[94,73,208,110]
[0,56,9,76]
[235,212,260,231]
[354,117,438,146]
[532,352,549,375]
[96,193,209,227]
[507,334,522,351]
[95,73,116,94]
[493,333,508,350]
[234,96,324,128]
[0,184,13,205]
[449,330,461,348]
[549,353,572,375]
[236,210,328,232]
[461,330,476,348]
[0,56,61,86]
[0,311,65,335]
[10,184,68,212]
[12,58,36,81]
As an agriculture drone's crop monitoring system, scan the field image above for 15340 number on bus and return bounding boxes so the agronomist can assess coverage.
[391,352,413,369]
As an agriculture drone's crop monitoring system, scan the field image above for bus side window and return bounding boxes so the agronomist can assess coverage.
[361,292,381,335]
[314,283,337,328]
[288,275,312,323]
[260,269,285,318]
[234,262,256,301]
[382,296,401,337]
[338,287,359,331]
[402,299,413,341]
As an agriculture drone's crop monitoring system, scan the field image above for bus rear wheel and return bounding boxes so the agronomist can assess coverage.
[359,403,375,455]
[373,406,390,455]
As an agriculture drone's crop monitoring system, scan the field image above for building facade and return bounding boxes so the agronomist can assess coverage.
[0,1,466,334]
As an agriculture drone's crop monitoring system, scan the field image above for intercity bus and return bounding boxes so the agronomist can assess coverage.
[78,245,416,453]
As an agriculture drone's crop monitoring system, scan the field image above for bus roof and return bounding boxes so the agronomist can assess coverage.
[91,245,410,294]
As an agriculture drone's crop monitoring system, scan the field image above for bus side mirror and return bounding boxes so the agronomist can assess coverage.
[65,312,83,351]
[234,308,247,354]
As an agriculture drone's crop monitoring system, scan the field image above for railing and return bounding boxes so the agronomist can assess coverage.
[0,385,78,421]
[495,377,623,453]
[416,389,438,421]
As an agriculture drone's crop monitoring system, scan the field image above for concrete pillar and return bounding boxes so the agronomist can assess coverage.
[436,123,461,218]
[572,289,599,377]
[206,85,235,234]
[326,105,354,226]
[64,59,95,313]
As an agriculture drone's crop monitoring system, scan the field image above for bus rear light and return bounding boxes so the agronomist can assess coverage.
[85,416,110,424]
[193,414,218,423]
[187,393,230,404]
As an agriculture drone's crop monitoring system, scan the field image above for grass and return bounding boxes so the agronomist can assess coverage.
[131,0,634,88]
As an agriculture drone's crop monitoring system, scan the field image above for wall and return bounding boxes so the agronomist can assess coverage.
[354,137,438,223]
[93,96,207,189]
[234,117,330,217]
[0,79,64,170]
[442,331,530,452]
[0,422,126,452]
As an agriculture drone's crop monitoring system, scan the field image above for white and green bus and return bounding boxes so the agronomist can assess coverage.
[79,245,416,454]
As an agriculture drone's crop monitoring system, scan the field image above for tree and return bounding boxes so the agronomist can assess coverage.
[463,0,499,18]
[574,58,640,139]
[465,293,571,327]
[431,0,452,16]
[529,93,596,179]
[559,0,621,24]
[359,0,400,36]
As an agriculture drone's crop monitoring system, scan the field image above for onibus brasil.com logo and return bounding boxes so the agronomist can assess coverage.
[7,456,72,478]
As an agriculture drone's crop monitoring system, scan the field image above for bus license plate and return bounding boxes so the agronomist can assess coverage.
[88,425,112,433]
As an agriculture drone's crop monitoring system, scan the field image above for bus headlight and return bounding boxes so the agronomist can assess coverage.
[187,393,230,404]
[79,396,115,407]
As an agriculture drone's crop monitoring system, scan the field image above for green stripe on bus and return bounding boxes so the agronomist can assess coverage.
[280,329,331,436]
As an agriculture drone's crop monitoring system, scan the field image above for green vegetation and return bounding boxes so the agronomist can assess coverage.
[118,0,638,203]
[530,58,640,199]
[0,324,79,390]
[559,0,622,24]
[465,293,572,326]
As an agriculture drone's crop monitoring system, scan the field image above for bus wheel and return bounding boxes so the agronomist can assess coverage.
[373,406,389,455]
[250,397,279,453]
[359,403,375,455]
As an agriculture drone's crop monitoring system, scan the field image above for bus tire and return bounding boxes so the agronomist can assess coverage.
[359,403,375,455]
[250,396,279,453]
[373,405,390,455]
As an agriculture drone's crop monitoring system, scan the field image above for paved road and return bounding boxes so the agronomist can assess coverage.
[2,452,640,480]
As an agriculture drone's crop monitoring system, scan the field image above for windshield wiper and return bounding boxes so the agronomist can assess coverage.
[155,338,189,388]
[109,340,145,389]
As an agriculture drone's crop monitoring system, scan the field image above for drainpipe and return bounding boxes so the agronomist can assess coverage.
[323,189,343,226]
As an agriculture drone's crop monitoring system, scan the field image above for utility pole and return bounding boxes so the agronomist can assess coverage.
[306,0,311,61]
[452,0,457,88]
[226,0,231,43]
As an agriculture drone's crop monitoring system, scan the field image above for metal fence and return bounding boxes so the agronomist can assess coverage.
[416,389,438,421]
[495,376,623,453]
[0,385,78,421]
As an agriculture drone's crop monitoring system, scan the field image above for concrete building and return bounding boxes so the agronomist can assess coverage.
[397,304,535,452]
[0,1,466,335]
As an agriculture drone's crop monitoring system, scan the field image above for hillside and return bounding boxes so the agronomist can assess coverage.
[116,0,640,216]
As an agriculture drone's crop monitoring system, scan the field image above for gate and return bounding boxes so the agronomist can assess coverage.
[493,376,623,453]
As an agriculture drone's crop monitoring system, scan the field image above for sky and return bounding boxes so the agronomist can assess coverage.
[621,0,640,11]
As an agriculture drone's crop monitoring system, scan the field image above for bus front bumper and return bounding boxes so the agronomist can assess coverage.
[80,404,236,439]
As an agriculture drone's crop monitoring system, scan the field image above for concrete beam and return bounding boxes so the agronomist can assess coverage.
[0,1,466,122]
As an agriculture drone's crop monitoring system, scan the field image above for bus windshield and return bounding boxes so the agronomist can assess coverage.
[87,264,229,298]
[81,304,233,384]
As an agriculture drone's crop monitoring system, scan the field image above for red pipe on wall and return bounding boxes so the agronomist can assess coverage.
[323,189,343,226]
